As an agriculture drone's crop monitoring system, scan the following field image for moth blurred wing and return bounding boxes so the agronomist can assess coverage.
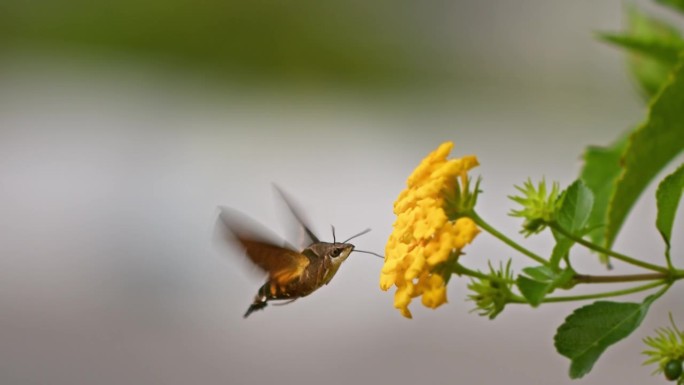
[235,239,310,285]
[216,207,310,285]
[273,184,320,248]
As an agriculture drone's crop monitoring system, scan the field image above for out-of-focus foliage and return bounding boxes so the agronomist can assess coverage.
[589,3,684,252]
[599,6,684,99]
[656,0,684,14]
[579,135,628,256]
[550,1,684,378]
[655,163,684,256]
[602,59,684,252]
[0,0,443,88]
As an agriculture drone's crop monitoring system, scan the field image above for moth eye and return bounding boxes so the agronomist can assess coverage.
[331,248,342,257]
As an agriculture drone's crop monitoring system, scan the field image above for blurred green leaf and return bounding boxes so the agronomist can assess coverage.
[554,298,654,379]
[605,59,684,250]
[0,0,438,88]
[600,34,684,64]
[600,7,684,98]
[578,136,629,262]
[656,0,684,14]
[656,162,684,251]
[550,180,594,268]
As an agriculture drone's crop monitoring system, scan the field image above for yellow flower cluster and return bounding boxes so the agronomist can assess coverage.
[380,141,480,318]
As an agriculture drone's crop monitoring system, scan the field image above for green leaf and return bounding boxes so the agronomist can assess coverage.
[553,268,576,290]
[599,33,684,64]
[656,162,684,249]
[656,0,684,14]
[605,59,684,250]
[600,7,684,98]
[517,267,574,306]
[579,136,629,250]
[521,266,556,281]
[517,276,549,307]
[557,180,594,234]
[554,298,654,379]
[550,180,594,268]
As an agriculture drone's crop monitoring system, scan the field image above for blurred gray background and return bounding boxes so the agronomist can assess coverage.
[1,1,682,384]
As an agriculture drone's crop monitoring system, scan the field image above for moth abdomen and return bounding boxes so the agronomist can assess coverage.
[244,281,296,318]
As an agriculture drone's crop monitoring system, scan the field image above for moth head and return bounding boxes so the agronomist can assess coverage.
[331,243,355,261]
[305,226,382,263]
[309,242,355,263]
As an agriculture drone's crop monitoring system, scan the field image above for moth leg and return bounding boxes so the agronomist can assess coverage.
[271,298,298,306]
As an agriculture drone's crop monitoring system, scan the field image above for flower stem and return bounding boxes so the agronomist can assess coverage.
[542,280,666,303]
[469,211,548,266]
[549,222,669,274]
[452,263,491,281]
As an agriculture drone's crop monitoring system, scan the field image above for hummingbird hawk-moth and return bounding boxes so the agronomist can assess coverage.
[217,186,377,318]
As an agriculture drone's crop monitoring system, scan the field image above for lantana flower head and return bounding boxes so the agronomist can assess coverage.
[381,141,480,318]
[643,314,684,378]
[509,178,560,236]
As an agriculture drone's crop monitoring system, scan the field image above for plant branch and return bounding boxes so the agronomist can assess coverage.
[541,280,666,303]
[574,273,668,284]
[469,211,548,266]
[549,222,669,273]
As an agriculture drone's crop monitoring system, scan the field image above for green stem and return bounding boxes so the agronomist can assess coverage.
[665,247,673,270]
[549,222,669,274]
[648,281,673,302]
[574,273,667,284]
[452,263,492,281]
[469,211,548,266]
[541,280,666,303]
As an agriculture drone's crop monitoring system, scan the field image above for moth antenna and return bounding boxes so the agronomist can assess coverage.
[354,249,384,259]
[343,228,371,243]
[331,225,337,244]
